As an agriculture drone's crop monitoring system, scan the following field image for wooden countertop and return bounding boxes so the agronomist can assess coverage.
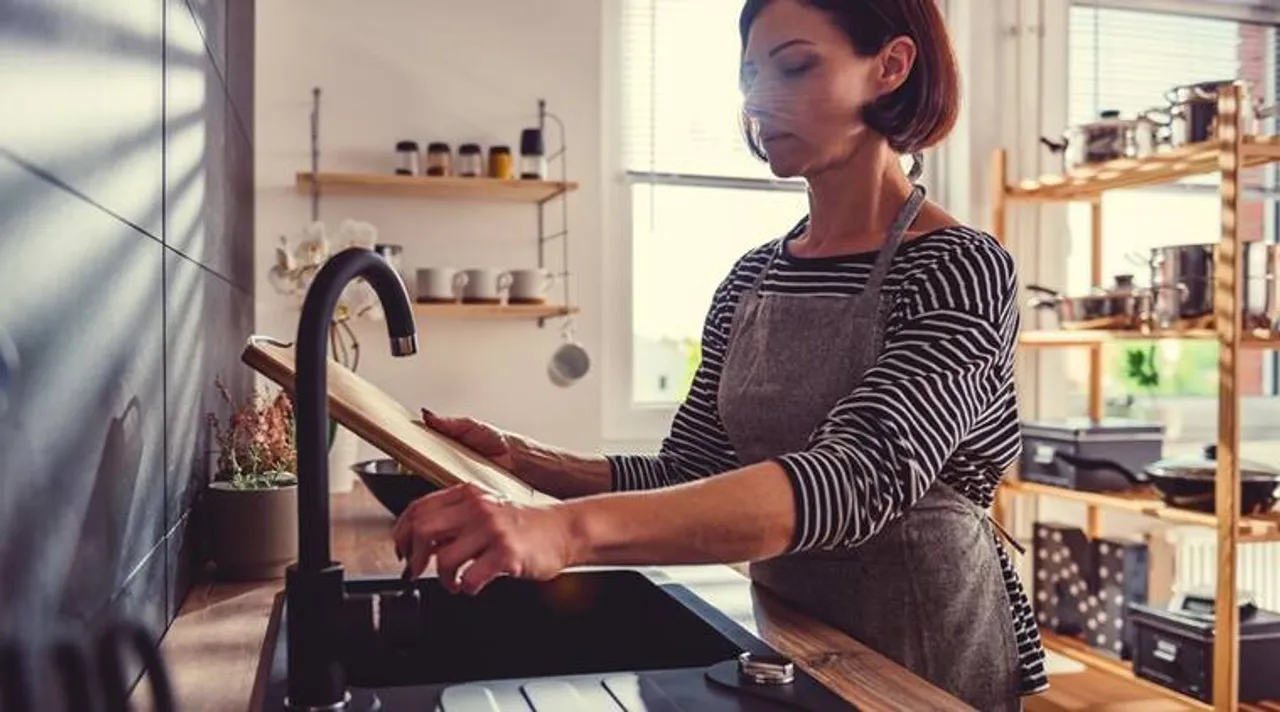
[145,482,972,712]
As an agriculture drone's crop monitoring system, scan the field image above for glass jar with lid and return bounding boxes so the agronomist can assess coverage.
[457,143,483,177]
[425,142,452,177]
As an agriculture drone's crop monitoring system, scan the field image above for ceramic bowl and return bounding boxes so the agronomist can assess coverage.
[350,458,439,516]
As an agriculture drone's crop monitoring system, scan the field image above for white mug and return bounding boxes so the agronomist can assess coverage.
[548,324,590,387]
[508,268,557,304]
[416,267,469,303]
[462,268,513,303]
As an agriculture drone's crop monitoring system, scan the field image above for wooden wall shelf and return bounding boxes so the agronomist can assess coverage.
[1002,480,1280,542]
[1019,329,1280,348]
[295,171,579,204]
[413,303,578,320]
[1005,136,1280,203]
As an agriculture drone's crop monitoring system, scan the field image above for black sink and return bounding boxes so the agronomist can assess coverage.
[253,569,857,710]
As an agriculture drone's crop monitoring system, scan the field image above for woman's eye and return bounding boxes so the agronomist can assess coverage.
[781,59,815,78]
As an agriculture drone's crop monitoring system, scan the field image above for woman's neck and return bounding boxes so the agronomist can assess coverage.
[794,139,915,257]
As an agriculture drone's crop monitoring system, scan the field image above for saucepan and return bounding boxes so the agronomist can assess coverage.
[1163,79,1278,147]
[1145,242,1280,332]
[1052,445,1280,515]
[1026,276,1167,330]
[1041,109,1168,172]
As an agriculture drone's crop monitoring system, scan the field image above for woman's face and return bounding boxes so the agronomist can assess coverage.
[740,0,915,178]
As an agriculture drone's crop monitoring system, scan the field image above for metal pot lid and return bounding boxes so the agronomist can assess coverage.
[1144,445,1280,482]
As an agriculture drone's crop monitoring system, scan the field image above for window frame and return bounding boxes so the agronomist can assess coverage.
[599,0,958,447]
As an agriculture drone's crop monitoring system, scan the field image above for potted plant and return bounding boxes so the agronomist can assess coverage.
[204,377,299,581]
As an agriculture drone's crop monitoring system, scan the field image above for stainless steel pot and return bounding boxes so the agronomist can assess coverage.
[1042,110,1170,171]
[1148,242,1280,332]
[1164,80,1277,147]
[1041,110,1132,171]
[1027,275,1152,330]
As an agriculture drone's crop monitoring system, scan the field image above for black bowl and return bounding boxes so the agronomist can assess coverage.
[351,458,440,516]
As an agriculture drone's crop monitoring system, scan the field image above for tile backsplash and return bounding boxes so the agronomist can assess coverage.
[0,0,255,658]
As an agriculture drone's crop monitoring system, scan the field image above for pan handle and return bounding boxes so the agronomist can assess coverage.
[1052,451,1150,485]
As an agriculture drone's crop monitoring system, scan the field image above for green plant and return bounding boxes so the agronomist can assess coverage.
[1124,345,1160,391]
[207,377,299,490]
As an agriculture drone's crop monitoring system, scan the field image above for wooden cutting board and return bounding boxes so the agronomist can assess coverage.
[241,335,557,507]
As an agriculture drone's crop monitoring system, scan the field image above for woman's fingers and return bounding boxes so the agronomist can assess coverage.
[392,483,481,560]
[457,545,514,596]
[433,528,494,593]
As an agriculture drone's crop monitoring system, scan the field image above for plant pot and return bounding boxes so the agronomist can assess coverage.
[206,481,298,581]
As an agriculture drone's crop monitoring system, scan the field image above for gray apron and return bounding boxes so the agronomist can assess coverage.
[717,185,1022,712]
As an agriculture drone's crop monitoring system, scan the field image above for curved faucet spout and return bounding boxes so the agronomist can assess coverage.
[296,247,418,572]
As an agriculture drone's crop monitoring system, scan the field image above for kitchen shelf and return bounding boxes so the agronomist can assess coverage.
[1038,629,1215,711]
[295,171,579,204]
[1002,480,1280,542]
[1005,136,1280,203]
[414,303,579,320]
[993,84,1280,710]
[1019,329,1280,348]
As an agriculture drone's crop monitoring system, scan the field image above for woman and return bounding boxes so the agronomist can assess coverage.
[391,1,1046,709]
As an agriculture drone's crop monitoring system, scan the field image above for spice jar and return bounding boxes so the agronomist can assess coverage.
[488,145,513,179]
[395,141,420,176]
[457,143,483,177]
[519,128,546,180]
[425,142,452,177]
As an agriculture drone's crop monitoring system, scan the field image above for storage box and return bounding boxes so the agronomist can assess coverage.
[1033,523,1093,635]
[1130,602,1280,703]
[1085,537,1148,660]
[1020,418,1164,492]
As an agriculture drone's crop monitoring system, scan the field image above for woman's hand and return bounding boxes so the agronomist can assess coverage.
[420,409,521,473]
[418,408,615,499]
[391,482,578,594]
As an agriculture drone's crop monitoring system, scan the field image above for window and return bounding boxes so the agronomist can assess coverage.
[620,0,810,406]
[1052,2,1280,446]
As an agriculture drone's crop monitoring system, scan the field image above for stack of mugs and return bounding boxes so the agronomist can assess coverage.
[415,267,556,305]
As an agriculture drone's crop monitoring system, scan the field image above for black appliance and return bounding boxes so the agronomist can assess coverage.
[1130,589,1280,703]
[1020,418,1164,491]
[260,247,856,711]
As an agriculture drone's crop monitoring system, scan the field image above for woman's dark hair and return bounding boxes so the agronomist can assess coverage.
[739,0,960,157]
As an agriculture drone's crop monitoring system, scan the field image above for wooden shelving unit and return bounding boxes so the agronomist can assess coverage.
[413,303,579,320]
[295,171,578,205]
[992,83,1280,711]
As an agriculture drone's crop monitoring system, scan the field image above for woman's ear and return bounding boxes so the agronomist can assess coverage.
[876,36,917,97]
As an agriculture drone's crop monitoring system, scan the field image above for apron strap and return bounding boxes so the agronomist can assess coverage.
[860,183,927,299]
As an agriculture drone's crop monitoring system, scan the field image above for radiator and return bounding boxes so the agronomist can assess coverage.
[1172,527,1280,613]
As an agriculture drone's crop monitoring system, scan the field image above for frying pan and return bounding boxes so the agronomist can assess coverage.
[1053,444,1280,515]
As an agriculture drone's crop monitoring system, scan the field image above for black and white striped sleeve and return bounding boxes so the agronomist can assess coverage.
[606,265,745,491]
[773,239,1019,552]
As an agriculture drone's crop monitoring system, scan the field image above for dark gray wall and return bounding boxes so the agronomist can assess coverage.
[0,0,255,662]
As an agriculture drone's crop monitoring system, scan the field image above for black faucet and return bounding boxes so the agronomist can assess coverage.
[286,246,417,710]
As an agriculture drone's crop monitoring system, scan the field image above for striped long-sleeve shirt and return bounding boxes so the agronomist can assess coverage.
[606,224,1048,695]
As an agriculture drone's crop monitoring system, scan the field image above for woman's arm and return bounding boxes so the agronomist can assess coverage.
[565,236,1019,564]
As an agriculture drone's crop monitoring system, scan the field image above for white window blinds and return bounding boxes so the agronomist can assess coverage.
[620,0,788,182]
[1068,4,1274,128]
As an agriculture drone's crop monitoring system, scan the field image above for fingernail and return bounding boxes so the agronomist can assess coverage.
[421,408,435,418]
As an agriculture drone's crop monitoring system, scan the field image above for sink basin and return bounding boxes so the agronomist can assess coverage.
[254,568,856,710]
[344,569,750,687]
